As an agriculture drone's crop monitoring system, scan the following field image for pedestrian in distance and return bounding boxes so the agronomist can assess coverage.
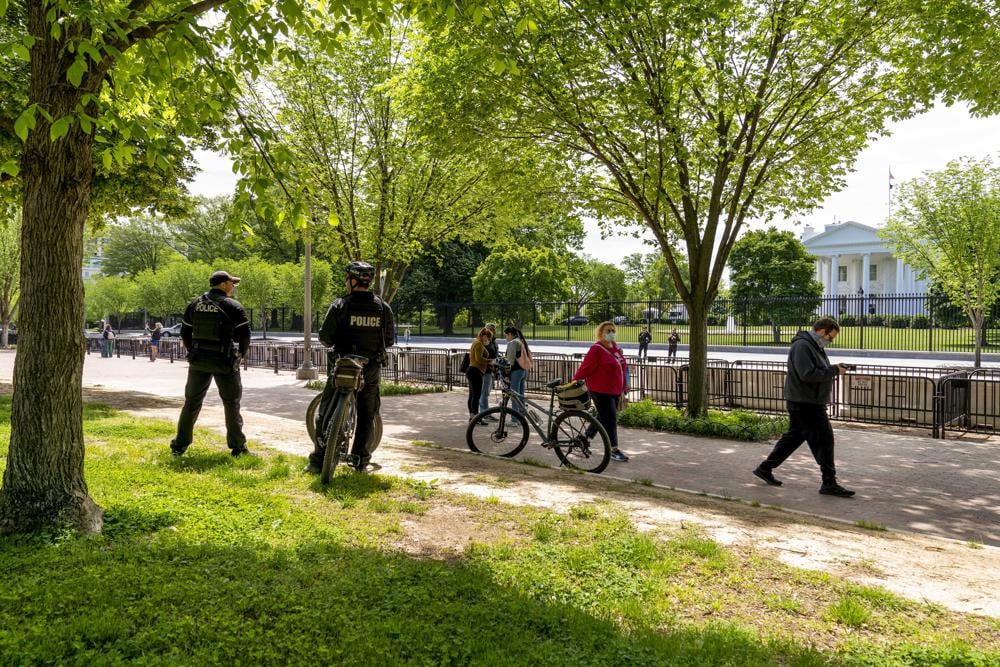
[573,321,630,463]
[466,327,493,424]
[306,261,396,474]
[170,270,252,458]
[668,328,681,360]
[479,322,499,414]
[147,322,163,362]
[502,326,533,415]
[637,326,652,360]
[101,322,115,358]
[752,317,856,497]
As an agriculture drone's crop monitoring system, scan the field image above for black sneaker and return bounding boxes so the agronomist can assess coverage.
[302,463,321,475]
[169,440,186,457]
[819,483,856,498]
[753,466,782,487]
[231,448,254,458]
[610,449,629,462]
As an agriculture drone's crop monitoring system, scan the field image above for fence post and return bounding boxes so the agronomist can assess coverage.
[532,302,537,339]
[446,349,453,391]
[274,348,279,374]
[928,295,934,352]
[859,310,865,351]
[170,345,174,363]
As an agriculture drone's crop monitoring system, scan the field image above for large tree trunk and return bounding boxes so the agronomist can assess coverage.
[686,298,709,417]
[0,11,102,534]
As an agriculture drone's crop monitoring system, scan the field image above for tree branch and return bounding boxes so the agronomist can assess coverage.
[122,0,228,48]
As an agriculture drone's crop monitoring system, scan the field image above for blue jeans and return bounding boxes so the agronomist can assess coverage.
[509,369,526,413]
[479,371,493,412]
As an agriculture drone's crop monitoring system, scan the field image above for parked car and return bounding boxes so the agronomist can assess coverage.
[159,323,184,337]
[612,315,628,325]
[559,315,590,326]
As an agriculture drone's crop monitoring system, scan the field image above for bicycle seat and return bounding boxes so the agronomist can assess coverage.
[545,378,564,389]
[340,354,369,365]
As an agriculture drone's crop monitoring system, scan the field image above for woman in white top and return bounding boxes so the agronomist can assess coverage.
[503,326,531,413]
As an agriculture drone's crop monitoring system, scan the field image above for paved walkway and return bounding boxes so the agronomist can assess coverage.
[2,351,998,546]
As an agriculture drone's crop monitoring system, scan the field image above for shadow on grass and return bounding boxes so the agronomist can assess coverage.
[309,469,394,503]
[0,534,836,666]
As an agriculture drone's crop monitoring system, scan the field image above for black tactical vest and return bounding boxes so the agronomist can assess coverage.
[334,292,386,358]
[191,292,234,355]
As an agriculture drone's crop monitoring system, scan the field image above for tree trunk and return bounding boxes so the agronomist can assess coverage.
[0,17,102,534]
[686,298,709,417]
[973,313,983,368]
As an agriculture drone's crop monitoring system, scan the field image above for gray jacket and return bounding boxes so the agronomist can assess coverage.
[784,330,838,405]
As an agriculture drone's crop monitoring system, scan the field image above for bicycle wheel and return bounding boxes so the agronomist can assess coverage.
[550,409,611,474]
[321,394,354,484]
[306,393,323,447]
[367,413,383,451]
[466,406,530,457]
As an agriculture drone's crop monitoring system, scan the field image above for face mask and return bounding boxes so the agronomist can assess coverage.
[816,337,828,348]
[605,332,616,342]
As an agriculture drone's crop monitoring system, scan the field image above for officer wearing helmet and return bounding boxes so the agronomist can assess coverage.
[306,261,395,473]
[171,270,252,457]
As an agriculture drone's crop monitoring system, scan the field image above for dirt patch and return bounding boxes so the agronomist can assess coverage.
[395,504,506,561]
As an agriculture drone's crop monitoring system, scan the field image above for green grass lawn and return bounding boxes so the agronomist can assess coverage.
[1,398,997,664]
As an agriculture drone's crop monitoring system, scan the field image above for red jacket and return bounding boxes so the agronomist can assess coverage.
[573,342,628,395]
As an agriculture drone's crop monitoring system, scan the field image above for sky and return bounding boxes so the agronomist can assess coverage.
[189,103,1000,264]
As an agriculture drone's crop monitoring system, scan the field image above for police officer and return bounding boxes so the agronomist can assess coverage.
[170,270,252,457]
[306,261,395,473]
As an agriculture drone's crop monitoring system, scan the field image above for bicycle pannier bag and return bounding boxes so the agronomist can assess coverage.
[333,357,365,391]
[556,380,591,411]
[459,352,470,373]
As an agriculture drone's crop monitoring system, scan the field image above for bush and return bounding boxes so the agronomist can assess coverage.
[618,400,788,441]
[911,315,930,329]
[865,315,886,326]
[888,315,910,329]
[839,315,858,327]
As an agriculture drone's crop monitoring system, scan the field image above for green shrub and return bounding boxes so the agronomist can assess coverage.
[305,380,444,395]
[839,315,858,327]
[888,315,910,329]
[866,314,886,326]
[618,400,787,441]
[911,315,930,329]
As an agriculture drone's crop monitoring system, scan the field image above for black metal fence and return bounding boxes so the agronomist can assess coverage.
[391,294,1000,353]
[100,293,1000,353]
[91,337,997,439]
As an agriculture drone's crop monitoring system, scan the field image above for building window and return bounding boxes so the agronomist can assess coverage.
[838,266,847,282]
[869,264,877,281]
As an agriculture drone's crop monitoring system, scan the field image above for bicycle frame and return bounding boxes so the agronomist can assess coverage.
[495,376,557,442]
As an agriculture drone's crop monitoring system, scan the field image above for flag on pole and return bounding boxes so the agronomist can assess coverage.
[889,168,896,190]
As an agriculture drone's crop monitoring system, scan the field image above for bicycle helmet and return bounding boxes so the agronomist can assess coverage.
[345,261,376,287]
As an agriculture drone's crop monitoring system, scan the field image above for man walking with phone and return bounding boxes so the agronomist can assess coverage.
[752,317,856,497]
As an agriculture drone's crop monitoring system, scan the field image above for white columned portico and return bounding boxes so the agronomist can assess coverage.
[830,255,839,297]
[896,259,905,293]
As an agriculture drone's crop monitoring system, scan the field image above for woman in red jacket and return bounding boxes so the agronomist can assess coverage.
[573,321,630,463]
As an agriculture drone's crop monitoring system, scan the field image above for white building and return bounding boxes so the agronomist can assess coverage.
[801,221,927,296]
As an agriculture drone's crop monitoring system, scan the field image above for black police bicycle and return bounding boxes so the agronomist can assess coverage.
[305,354,383,484]
[467,359,612,473]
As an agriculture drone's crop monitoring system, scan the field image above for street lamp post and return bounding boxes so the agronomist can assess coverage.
[296,239,319,380]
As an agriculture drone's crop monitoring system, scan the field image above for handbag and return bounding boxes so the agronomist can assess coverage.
[459,352,470,373]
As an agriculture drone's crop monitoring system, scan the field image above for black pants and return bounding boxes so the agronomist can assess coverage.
[668,344,677,359]
[760,401,837,484]
[467,368,484,416]
[638,343,649,359]
[172,367,246,453]
[310,368,381,469]
[589,391,620,450]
